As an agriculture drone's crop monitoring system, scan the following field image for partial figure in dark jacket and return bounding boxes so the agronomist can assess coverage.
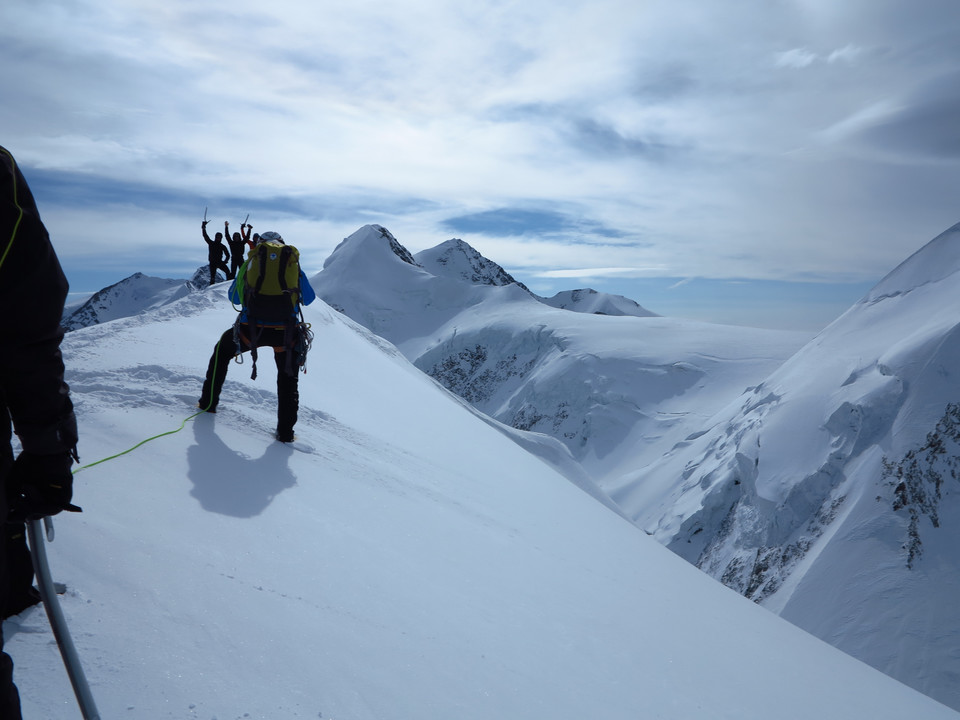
[198,231,316,443]
[0,145,80,720]
[201,220,231,285]
[224,220,248,280]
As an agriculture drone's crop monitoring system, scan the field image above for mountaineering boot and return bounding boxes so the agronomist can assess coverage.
[275,428,295,443]
[2,587,40,619]
[3,583,66,619]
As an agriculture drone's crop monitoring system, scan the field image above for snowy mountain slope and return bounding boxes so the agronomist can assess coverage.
[62,268,205,331]
[6,284,957,719]
[609,221,960,710]
[314,225,808,484]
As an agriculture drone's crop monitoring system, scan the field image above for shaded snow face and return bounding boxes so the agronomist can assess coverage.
[416,326,709,463]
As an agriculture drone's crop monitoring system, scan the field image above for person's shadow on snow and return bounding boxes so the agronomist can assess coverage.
[187,414,297,517]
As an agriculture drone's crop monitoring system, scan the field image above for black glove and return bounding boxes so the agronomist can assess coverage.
[9,451,81,520]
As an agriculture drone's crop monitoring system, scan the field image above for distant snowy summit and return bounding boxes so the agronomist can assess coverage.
[416,237,529,290]
[323,223,420,273]
[62,267,210,331]
[539,288,658,317]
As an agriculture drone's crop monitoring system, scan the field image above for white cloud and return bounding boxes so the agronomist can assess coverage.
[534,267,665,279]
[828,44,863,63]
[775,47,819,69]
[818,100,905,143]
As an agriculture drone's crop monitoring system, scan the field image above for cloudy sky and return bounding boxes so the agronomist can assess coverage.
[3,0,959,330]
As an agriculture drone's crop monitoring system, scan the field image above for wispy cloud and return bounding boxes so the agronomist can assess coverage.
[442,207,628,240]
[775,48,819,69]
[534,267,664,279]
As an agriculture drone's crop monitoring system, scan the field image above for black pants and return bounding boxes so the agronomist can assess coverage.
[199,323,301,438]
[208,257,230,286]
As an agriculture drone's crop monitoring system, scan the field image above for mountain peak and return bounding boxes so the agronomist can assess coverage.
[539,288,659,317]
[62,271,197,331]
[323,224,421,271]
[415,238,529,291]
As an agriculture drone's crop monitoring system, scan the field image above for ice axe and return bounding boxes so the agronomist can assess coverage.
[27,517,101,720]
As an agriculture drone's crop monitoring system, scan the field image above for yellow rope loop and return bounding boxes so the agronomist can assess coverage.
[72,410,207,475]
[72,339,226,475]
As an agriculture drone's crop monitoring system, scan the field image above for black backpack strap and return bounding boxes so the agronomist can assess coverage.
[292,252,302,305]
[254,244,268,294]
[246,303,263,381]
[278,246,292,293]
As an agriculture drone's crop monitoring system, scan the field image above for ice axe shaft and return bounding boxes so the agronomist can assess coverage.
[27,518,101,720]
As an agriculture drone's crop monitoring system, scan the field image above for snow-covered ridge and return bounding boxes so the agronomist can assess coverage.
[861,221,960,303]
[13,275,955,719]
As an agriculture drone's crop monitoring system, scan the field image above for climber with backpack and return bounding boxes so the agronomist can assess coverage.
[197,231,316,443]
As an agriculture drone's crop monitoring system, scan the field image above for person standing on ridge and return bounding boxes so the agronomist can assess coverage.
[201,220,231,286]
[198,231,316,443]
[0,144,81,719]
[240,221,254,251]
[224,220,247,280]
